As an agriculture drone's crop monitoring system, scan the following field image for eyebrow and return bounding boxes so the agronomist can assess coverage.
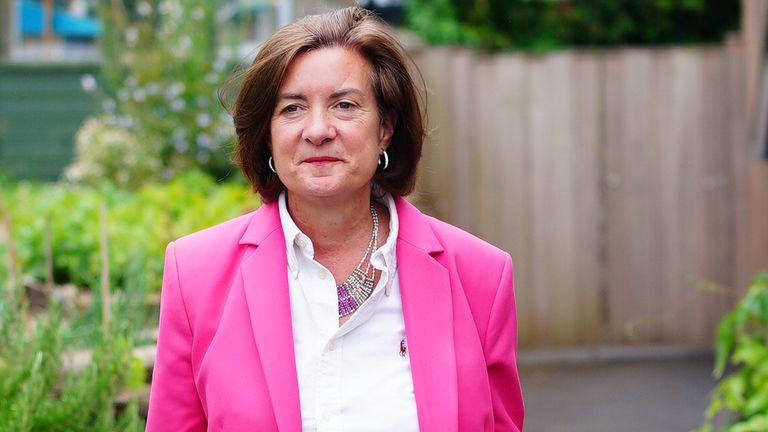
[276,92,306,101]
[330,88,366,99]
[276,87,366,102]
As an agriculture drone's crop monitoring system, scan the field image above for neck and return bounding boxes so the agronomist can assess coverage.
[286,188,374,253]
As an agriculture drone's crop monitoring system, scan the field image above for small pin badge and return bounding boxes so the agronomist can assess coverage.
[399,338,407,357]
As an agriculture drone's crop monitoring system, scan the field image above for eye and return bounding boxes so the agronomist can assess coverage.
[336,101,356,110]
[281,104,300,114]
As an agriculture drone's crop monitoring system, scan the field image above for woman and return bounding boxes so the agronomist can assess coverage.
[146,7,524,432]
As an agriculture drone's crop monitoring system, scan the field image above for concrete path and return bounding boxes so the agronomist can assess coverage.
[519,357,719,432]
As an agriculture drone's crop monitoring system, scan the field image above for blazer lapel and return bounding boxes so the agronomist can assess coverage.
[239,203,302,432]
[396,198,459,432]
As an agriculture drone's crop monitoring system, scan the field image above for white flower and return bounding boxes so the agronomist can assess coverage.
[117,89,130,101]
[174,140,188,153]
[196,133,212,148]
[196,151,210,163]
[196,113,211,127]
[80,74,97,92]
[116,116,134,128]
[125,27,139,46]
[165,82,185,100]
[191,7,205,21]
[133,89,146,102]
[103,99,116,112]
[205,72,218,85]
[137,2,152,17]
[146,83,159,95]
[171,99,186,111]
[178,36,192,52]
[125,76,138,87]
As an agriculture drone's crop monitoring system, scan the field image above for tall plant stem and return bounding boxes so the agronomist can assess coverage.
[0,184,19,303]
[44,215,53,294]
[100,202,111,333]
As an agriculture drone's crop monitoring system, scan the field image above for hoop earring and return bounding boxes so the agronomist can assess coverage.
[378,150,389,170]
[268,157,276,173]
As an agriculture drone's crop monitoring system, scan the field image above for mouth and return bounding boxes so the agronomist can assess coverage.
[303,156,342,166]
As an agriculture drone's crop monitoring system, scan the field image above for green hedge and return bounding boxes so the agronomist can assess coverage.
[405,0,740,51]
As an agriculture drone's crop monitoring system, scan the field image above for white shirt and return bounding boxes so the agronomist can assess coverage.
[278,192,420,432]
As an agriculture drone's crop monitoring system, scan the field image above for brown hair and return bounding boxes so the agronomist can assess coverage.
[223,6,424,202]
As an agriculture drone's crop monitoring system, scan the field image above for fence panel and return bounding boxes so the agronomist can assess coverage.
[412,43,749,348]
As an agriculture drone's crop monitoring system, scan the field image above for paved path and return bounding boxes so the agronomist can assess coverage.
[519,357,719,432]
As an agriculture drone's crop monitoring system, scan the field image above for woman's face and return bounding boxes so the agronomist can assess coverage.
[269,47,393,204]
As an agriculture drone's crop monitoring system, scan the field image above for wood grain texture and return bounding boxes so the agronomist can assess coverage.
[412,43,753,348]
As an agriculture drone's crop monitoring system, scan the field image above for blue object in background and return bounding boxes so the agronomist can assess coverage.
[19,0,101,38]
[20,0,44,36]
[53,10,100,38]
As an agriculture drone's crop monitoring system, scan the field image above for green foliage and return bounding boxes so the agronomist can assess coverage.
[0,296,143,431]
[67,0,237,187]
[694,273,768,432]
[1,170,257,292]
[405,0,740,51]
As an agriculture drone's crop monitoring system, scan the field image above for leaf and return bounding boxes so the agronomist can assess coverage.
[728,414,768,432]
[715,312,737,377]
[745,389,768,417]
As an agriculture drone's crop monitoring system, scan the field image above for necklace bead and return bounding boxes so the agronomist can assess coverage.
[337,204,379,317]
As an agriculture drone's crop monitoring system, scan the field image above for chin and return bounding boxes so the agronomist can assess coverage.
[291,179,369,202]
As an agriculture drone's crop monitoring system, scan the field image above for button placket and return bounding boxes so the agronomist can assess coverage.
[316,337,343,432]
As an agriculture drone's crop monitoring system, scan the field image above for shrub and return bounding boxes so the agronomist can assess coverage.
[64,115,162,189]
[694,273,768,432]
[67,0,238,187]
[0,295,144,431]
[405,0,740,51]
[1,170,257,292]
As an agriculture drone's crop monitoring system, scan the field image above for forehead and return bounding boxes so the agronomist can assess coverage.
[279,46,374,93]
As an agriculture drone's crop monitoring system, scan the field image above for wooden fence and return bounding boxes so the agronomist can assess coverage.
[410,40,760,349]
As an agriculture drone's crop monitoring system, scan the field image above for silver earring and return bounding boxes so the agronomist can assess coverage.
[268,157,276,173]
[378,150,389,170]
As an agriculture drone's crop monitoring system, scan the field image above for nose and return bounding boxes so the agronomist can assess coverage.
[301,108,336,145]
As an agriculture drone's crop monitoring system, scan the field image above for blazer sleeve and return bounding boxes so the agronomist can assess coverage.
[146,242,207,432]
[484,254,525,431]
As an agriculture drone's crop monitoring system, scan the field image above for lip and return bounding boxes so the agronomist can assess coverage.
[303,156,342,165]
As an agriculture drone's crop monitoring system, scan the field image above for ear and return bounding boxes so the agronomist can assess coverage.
[379,112,396,149]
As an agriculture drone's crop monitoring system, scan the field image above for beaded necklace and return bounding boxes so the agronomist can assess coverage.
[337,204,379,317]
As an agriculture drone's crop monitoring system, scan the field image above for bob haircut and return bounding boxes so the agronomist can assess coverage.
[225,6,424,202]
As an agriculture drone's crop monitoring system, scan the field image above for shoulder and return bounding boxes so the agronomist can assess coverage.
[174,211,254,252]
[427,215,508,261]
[166,203,282,290]
[396,197,510,270]
[171,202,279,261]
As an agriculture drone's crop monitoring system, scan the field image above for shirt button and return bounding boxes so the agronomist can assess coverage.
[296,236,307,249]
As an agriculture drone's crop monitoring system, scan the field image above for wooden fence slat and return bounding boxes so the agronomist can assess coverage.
[410,43,750,349]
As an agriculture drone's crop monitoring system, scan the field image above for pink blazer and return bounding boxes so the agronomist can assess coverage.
[146,197,524,431]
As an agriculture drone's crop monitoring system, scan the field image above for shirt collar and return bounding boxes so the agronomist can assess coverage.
[278,191,304,277]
